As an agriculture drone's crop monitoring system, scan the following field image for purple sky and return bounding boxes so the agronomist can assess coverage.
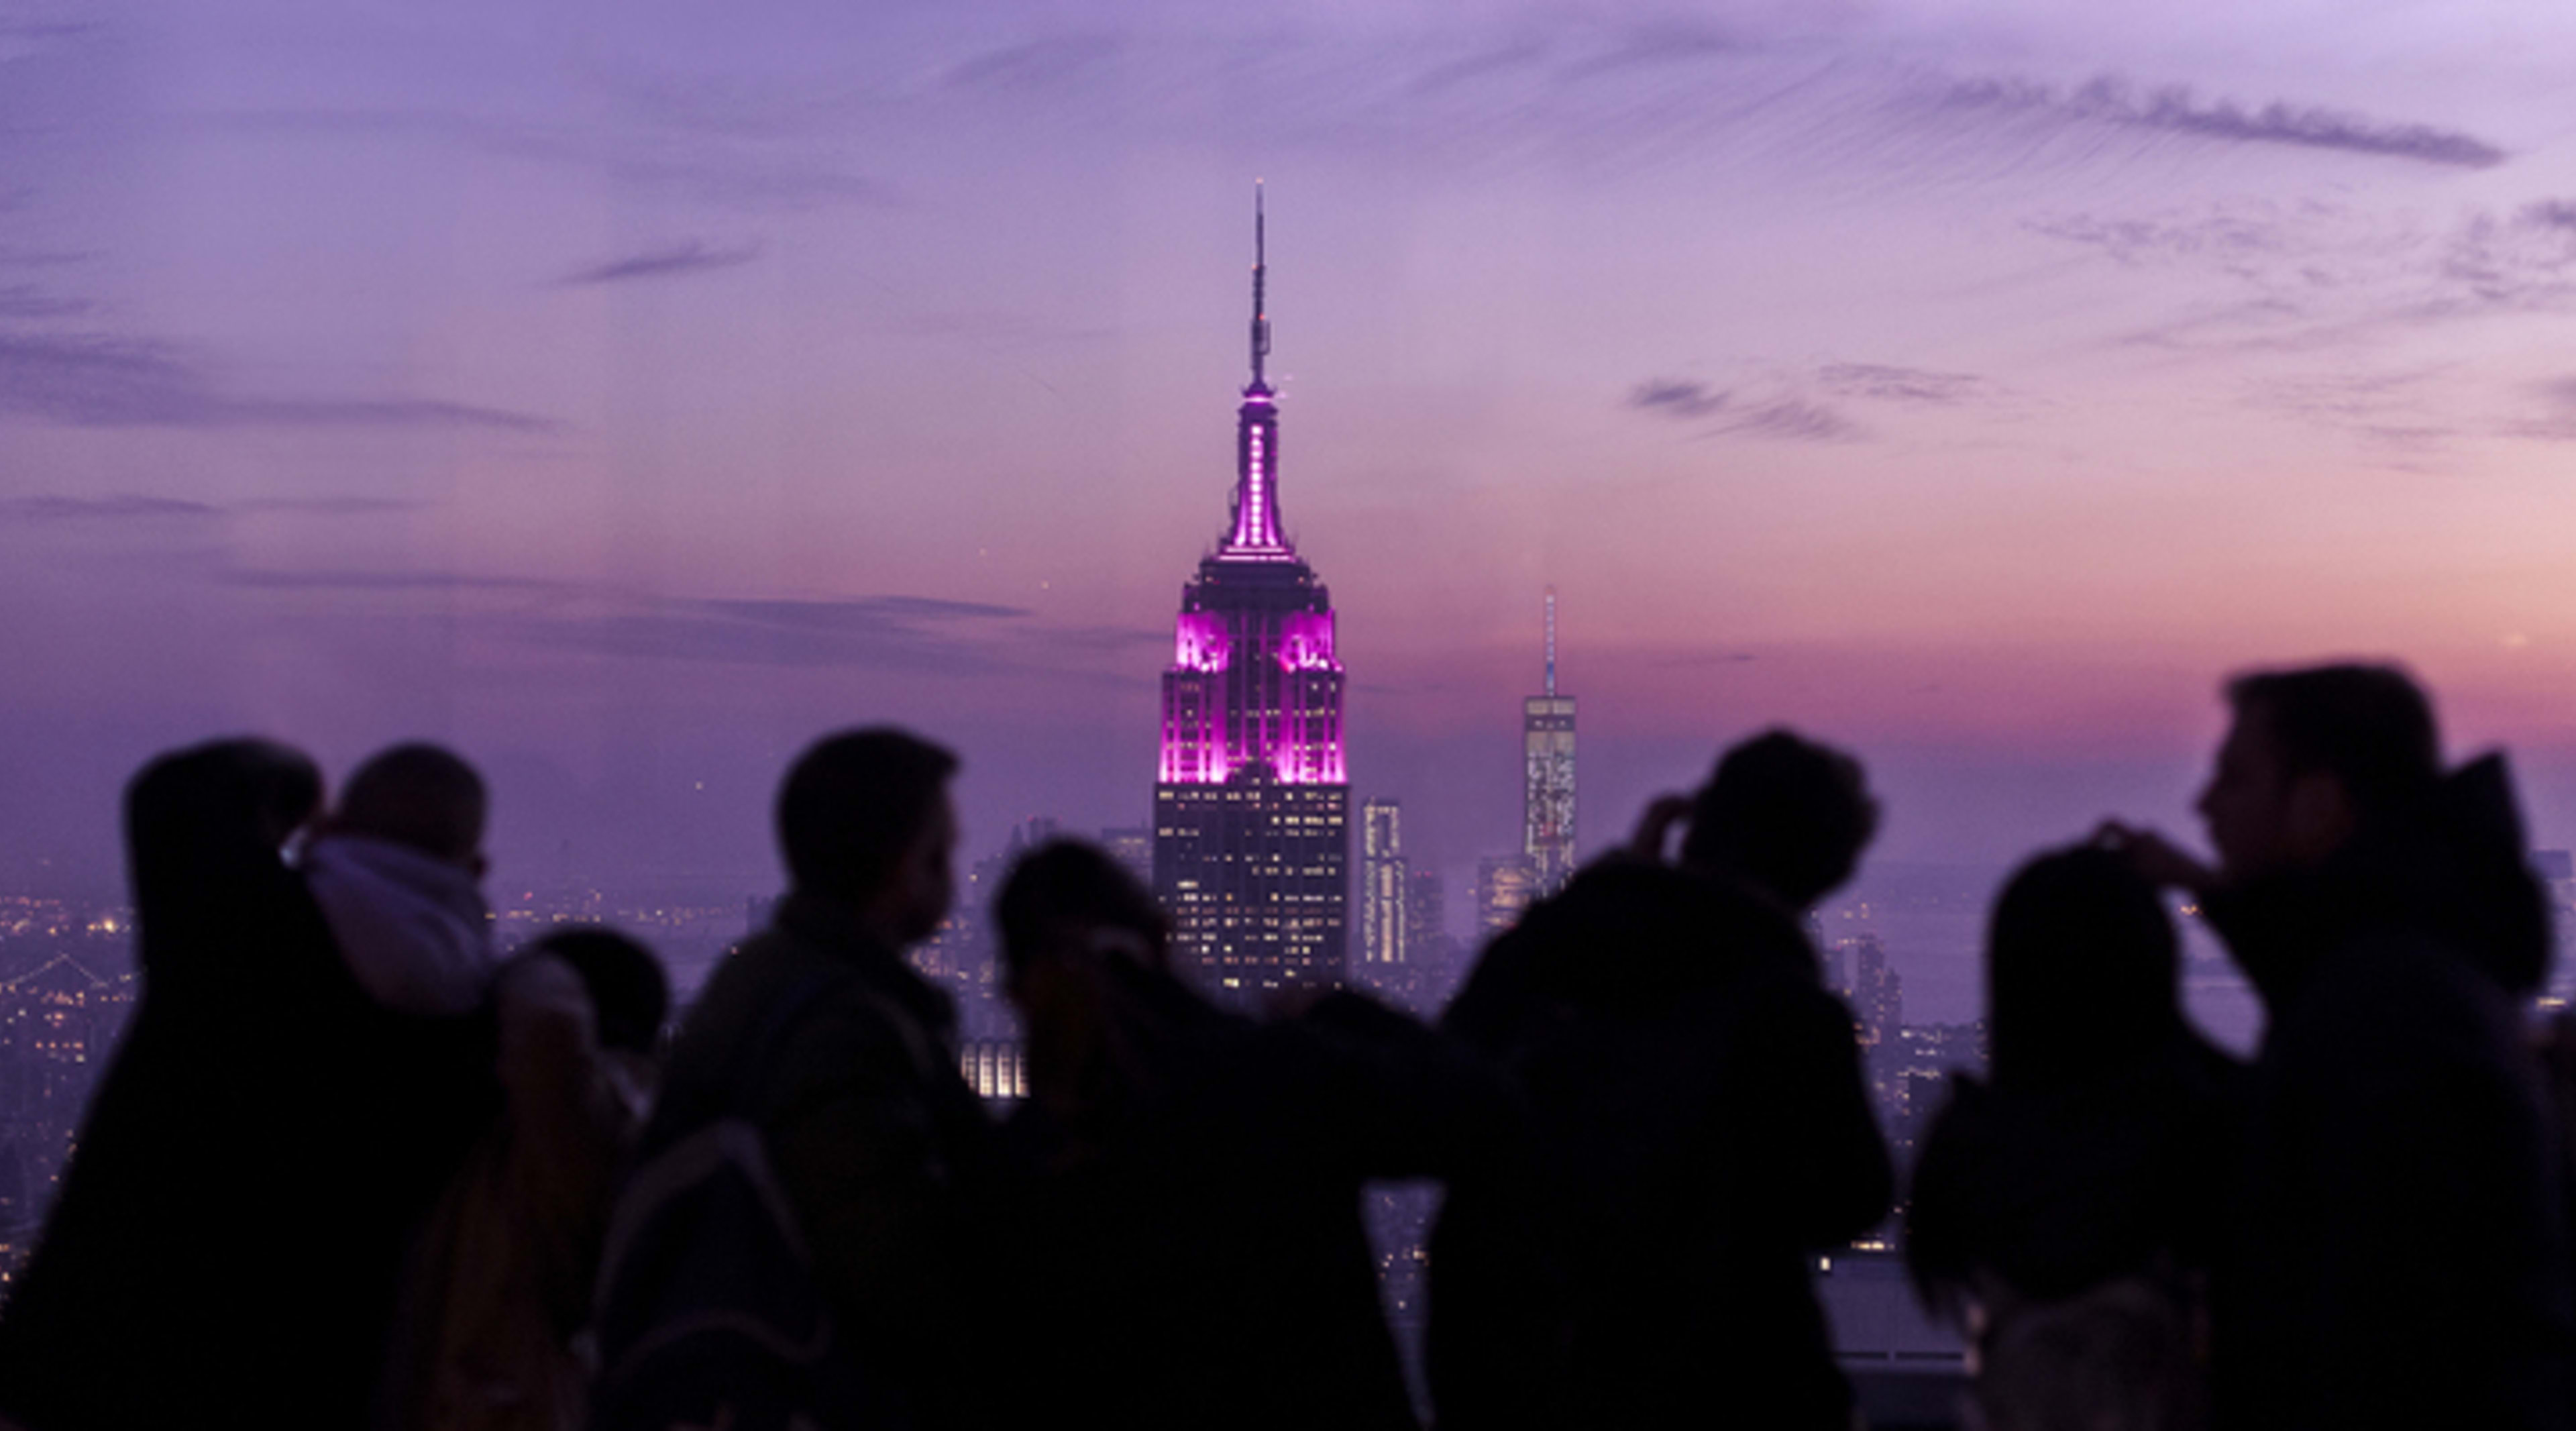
[7,1,2576,947]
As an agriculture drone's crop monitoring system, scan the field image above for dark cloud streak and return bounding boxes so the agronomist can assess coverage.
[695,595,1029,625]
[1817,362,1988,404]
[0,495,220,522]
[0,333,557,431]
[1716,397,1862,442]
[1629,378,1729,418]
[225,569,565,592]
[945,34,1125,91]
[559,240,761,286]
[2507,377,2576,442]
[1937,75,2506,169]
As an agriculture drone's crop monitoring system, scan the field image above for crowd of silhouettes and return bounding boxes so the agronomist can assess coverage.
[0,659,2568,1431]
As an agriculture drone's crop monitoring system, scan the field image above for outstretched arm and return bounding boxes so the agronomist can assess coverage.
[2092,820,2220,897]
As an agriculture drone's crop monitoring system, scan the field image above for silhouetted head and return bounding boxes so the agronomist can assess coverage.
[775,727,959,945]
[1680,729,1878,912]
[2201,663,2438,882]
[335,743,487,866]
[528,926,670,1056]
[1988,847,2181,1088]
[995,839,1167,992]
[123,739,325,932]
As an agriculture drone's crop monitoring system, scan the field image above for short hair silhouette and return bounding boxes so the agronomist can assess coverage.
[994,839,1165,983]
[2226,663,2439,826]
[1680,729,1876,909]
[774,728,959,904]
[336,743,486,861]
[1988,846,2179,1088]
[529,926,669,1056]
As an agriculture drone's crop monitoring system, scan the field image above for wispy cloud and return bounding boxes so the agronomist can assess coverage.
[1635,362,1980,439]
[486,592,1040,676]
[1559,20,1744,80]
[0,18,97,64]
[694,595,1028,625]
[2254,368,2439,422]
[2246,368,2464,456]
[0,493,430,524]
[1817,362,1988,405]
[2506,377,2576,442]
[559,240,761,286]
[225,569,564,592]
[0,284,89,318]
[945,34,1126,91]
[207,108,894,214]
[229,578,1131,679]
[1630,378,1729,419]
[1717,397,1862,442]
[494,611,1021,676]
[1650,649,1759,668]
[2023,209,2295,271]
[235,496,428,517]
[2522,201,2576,232]
[0,495,220,522]
[2031,198,2576,354]
[0,333,557,431]
[1933,75,2506,169]
[1408,38,1549,96]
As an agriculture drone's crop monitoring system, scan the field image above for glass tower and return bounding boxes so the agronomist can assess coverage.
[1523,588,1578,894]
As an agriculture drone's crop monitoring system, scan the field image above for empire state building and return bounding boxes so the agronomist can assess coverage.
[1152,191,1350,1001]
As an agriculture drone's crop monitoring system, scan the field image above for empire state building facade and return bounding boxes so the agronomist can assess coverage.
[1153,193,1350,1001]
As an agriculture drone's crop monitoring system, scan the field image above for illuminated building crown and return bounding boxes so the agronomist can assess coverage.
[1157,186,1346,786]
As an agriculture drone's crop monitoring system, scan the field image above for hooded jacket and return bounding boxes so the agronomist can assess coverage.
[305,833,498,1016]
[0,741,497,1431]
[2204,753,2573,1431]
[1429,857,1892,1431]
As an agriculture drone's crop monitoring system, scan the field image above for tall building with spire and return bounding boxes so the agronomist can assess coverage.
[1152,189,1351,1002]
[1523,588,1578,894]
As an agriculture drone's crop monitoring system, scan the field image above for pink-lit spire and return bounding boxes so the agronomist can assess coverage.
[1250,180,1270,388]
[1223,182,1291,558]
[1160,190,1344,788]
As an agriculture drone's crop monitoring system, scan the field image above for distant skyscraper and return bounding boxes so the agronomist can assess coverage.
[1359,798,1409,981]
[1476,853,1541,939]
[1099,825,1153,888]
[1845,931,1904,1120]
[1152,189,1351,1003]
[1406,867,1448,962]
[1846,932,1902,1050]
[1522,588,1578,894]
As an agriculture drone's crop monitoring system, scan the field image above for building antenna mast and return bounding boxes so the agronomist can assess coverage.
[1250,180,1271,388]
[1545,586,1558,698]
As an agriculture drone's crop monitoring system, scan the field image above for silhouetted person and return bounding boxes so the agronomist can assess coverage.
[0,739,497,1431]
[632,729,991,1431]
[1432,729,1893,1431]
[1906,847,2245,1431]
[988,839,1509,1431]
[381,927,669,1431]
[2104,664,2573,1431]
